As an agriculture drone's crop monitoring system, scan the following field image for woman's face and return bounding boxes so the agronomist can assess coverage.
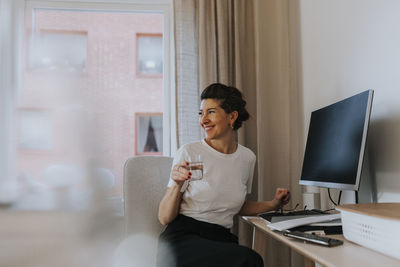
[199,98,235,140]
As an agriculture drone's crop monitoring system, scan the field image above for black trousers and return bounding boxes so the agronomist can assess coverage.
[156,215,263,267]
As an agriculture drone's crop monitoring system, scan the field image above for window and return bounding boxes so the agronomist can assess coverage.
[137,34,163,75]
[28,30,87,72]
[18,109,53,150]
[1,1,174,211]
[135,113,163,155]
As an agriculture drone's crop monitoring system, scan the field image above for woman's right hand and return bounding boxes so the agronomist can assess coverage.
[170,162,191,187]
[159,162,191,225]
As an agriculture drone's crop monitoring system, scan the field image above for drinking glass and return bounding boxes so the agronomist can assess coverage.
[185,154,203,180]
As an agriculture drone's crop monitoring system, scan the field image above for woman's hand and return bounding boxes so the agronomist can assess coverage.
[239,188,291,216]
[272,188,290,210]
[158,162,191,226]
[170,162,191,186]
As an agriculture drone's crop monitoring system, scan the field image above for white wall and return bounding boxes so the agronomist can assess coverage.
[297,0,400,206]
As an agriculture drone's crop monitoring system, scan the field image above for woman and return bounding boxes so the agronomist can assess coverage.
[157,83,290,267]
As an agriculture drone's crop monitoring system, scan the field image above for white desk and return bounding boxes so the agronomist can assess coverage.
[242,216,400,267]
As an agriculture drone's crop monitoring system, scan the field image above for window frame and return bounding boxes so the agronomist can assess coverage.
[0,0,176,205]
[24,0,175,156]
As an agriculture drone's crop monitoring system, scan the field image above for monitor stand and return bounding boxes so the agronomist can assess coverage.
[340,145,377,204]
[358,145,377,203]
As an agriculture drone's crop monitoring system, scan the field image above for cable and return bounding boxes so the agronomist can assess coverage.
[337,191,342,205]
[327,188,338,206]
[323,208,336,212]
[328,189,343,206]
[283,203,299,212]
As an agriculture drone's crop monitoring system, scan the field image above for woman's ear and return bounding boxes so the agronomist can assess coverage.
[230,110,238,123]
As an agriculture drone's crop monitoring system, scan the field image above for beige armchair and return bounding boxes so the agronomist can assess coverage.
[114,156,173,267]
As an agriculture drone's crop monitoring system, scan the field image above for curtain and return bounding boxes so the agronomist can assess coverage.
[137,116,150,153]
[153,116,163,153]
[252,0,304,266]
[174,0,202,147]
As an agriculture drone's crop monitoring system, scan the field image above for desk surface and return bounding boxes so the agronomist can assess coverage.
[243,216,400,267]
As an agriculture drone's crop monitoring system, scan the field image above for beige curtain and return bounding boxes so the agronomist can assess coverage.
[174,0,202,147]
[252,0,304,266]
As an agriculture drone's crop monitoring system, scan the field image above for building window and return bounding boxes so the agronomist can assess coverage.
[135,113,163,155]
[137,34,163,75]
[28,30,87,72]
[18,109,53,150]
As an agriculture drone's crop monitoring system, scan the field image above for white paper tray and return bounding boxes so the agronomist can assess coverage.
[340,209,400,260]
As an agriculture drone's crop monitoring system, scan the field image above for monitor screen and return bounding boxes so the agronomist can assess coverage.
[299,90,374,191]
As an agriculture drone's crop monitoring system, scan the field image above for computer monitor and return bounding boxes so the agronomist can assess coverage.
[299,90,374,191]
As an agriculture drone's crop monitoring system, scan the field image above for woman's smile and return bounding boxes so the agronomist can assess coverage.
[203,125,215,132]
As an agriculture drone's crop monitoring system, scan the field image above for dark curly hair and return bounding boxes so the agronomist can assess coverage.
[200,83,250,130]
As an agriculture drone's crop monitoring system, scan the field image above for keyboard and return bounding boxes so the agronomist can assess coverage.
[259,209,329,222]
[281,209,328,216]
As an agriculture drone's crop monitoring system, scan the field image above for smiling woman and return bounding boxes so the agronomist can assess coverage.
[157,83,290,267]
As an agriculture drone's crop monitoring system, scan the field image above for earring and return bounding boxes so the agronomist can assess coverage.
[231,123,234,129]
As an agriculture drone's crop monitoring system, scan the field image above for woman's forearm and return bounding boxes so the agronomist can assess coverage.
[238,200,280,216]
[158,185,184,226]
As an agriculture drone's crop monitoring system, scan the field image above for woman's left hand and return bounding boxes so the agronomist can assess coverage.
[273,188,290,209]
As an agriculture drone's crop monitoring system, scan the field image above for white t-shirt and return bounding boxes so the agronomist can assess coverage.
[167,139,256,228]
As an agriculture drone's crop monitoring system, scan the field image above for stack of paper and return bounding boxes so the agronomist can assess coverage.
[266,213,342,231]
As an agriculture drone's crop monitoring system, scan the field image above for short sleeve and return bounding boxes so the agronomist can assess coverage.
[246,154,256,194]
[167,145,188,188]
